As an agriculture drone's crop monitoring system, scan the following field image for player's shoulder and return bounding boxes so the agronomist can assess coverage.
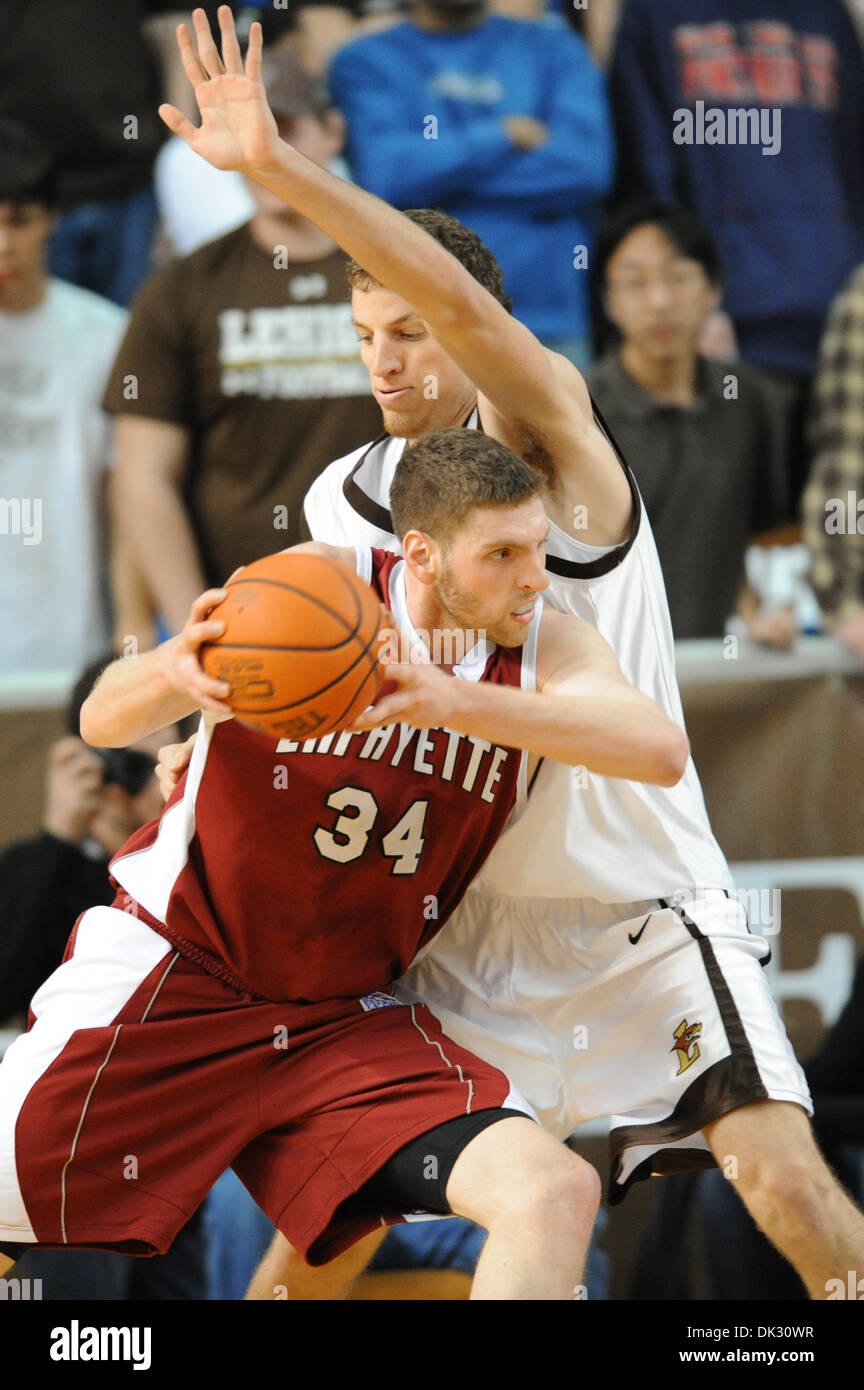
[539,602,602,646]
[537,602,620,679]
[306,438,377,503]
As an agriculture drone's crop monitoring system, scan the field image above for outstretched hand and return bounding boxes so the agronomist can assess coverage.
[158,5,281,175]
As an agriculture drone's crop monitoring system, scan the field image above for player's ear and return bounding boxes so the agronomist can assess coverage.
[402,530,437,584]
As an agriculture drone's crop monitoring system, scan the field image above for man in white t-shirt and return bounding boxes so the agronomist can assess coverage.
[0,119,128,676]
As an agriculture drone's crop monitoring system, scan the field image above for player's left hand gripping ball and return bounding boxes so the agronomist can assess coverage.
[348,659,457,734]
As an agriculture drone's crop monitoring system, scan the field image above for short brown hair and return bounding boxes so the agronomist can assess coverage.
[390,428,541,543]
[346,209,513,312]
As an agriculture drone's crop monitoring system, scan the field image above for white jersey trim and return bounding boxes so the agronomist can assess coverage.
[111,716,215,924]
[0,907,172,1242]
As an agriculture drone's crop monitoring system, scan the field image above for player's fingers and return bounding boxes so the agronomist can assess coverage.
[376,661,416,686]
[162,734,197,770]
[158,103,199,144]
[217,4,243,75]
[189,588,227,623]
[156,763,177,802]
[177,651,231,703]
[350,695,411,730]
[245,18,263,83]
[184,618,226,650]
[192,7,225,78]
[175,22,208,88]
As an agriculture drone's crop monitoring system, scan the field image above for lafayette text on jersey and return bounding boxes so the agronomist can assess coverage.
[110,548,541,1002]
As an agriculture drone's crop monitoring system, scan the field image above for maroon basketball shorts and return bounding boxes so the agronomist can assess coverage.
[0,901,532,1265]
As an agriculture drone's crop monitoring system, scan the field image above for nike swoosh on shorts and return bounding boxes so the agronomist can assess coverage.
[627,914,653,945]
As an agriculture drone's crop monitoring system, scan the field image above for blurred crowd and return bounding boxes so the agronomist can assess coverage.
[2,0,864,1300]
[4,0,864,671]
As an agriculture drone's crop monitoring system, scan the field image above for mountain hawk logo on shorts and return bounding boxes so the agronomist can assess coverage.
[671,1018,702,1075]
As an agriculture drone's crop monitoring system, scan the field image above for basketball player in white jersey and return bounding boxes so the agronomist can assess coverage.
[157,8,864,1298]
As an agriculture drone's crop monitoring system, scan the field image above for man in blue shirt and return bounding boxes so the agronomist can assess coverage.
[328,0,615,365]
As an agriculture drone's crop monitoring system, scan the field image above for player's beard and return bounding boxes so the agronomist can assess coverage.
[436,562,530,650]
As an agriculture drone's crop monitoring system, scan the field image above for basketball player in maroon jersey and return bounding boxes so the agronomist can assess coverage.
[146,10,864,1304]
[0,434,687,1299]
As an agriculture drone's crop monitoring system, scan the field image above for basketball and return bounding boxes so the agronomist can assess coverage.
[200,551,384,740]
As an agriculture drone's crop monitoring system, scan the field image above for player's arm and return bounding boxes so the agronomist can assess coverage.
[79,588,232,748]
[159,9,631,540]
[350,608,689,786]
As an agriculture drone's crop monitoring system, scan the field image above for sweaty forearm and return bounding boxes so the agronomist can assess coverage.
[79,643,196,749]
[446,679,689,786]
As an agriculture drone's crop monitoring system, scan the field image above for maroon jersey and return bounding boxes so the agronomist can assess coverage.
[111,548,542,1003]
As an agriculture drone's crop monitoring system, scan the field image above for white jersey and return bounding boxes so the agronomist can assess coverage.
[303,409,810,1188]
[302,408,734,906]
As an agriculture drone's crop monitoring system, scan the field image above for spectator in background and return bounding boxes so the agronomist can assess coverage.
[103,51,382,637]
[0,3,223,307]
[0,657,203,1298]
[0,119,131,676]
[235,0,407,77]
[328,0,614,365]
[609,0,864,501]
[0,658,177,1029]
[233,0,566,78]
[588,202,795,643]
[802,264,864,659]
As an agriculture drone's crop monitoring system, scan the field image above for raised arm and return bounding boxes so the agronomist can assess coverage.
[159,8,631,540]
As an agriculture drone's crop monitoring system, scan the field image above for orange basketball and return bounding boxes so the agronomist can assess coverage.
[200,551,384,740]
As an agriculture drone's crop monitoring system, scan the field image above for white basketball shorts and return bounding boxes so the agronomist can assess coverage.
[396,888,813,1201]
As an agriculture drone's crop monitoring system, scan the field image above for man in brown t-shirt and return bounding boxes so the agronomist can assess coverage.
[103,49,381,635]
